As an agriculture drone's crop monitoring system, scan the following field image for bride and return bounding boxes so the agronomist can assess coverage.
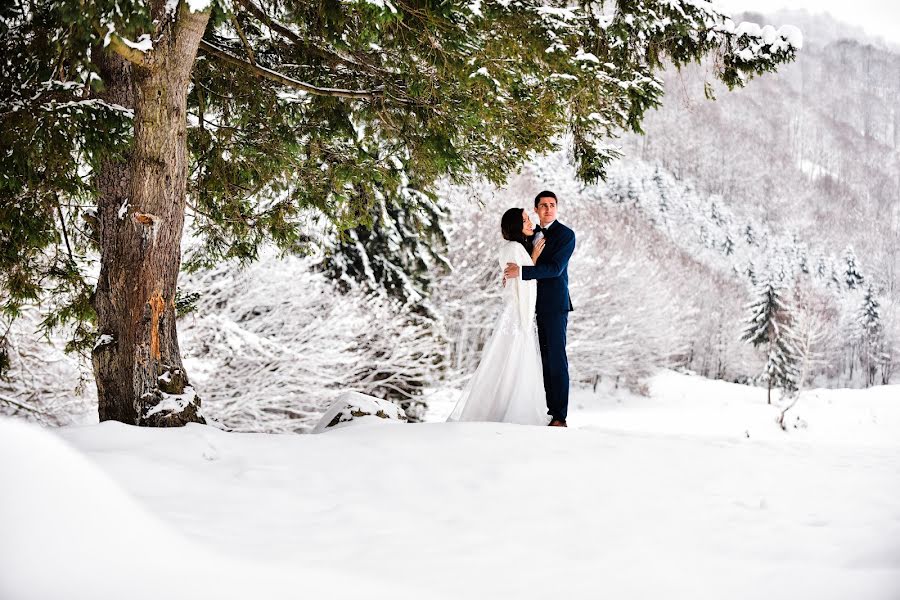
[448,208,549,425]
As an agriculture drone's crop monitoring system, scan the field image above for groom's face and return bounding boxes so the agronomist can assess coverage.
[535,195,557,226]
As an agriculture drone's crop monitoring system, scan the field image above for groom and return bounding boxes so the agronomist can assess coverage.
[504,191,575,427]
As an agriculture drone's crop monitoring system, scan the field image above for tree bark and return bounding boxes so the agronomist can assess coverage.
[92,4,210,426]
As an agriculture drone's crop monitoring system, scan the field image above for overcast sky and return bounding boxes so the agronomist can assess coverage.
[715,0,900,45]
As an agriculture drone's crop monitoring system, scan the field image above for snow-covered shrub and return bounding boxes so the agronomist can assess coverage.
[178,249,444,433]
[0,310,95,425]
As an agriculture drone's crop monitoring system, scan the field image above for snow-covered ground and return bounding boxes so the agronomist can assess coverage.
[2,371,899,599]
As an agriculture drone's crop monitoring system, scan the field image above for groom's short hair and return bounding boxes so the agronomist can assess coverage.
[534,190,557,207]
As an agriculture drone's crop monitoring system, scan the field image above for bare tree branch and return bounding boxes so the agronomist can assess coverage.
[104,33,150,67]
[0,393,51,417]
[229,11,256,65]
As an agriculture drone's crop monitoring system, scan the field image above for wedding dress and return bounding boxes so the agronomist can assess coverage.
[448,241,548,425]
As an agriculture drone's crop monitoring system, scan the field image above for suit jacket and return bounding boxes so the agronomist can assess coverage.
[522,221,575,314]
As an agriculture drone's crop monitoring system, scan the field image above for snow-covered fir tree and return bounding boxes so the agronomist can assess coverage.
[745,224,757,246]
[722,234,735,257]
[843,246,865,290]
[858,285,884,387]
[746,261,758,286]
[742,277,799,403]
[321,188,449,310]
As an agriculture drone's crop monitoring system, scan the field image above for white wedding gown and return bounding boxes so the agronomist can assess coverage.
[448,241,548,425]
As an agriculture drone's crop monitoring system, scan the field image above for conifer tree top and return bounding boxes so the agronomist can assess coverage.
[1,0,800,335]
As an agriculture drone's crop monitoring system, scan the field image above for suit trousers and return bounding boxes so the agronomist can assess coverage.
[536,311,569,421]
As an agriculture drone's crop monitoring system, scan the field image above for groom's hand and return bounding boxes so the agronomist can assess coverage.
[504,263,520,279]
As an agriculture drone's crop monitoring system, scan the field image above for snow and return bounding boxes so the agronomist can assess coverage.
[2,371,899,599]
[143,385,198,418]
[535,6,577,21]
[40,98,134,119]
[574,49,601,64]
[121,33,152,53]
[275,90,309,104]
[779,24,804,50]
[92,334,114,351]
[799,158,837,180]
[736,48,756,62]
[102,22,115,48]
[596,14,614,29]
[185,0,212,12]
[311,392,407,433]
[350,0,398,14]
[0,418,392,600]
[734,21,762,38]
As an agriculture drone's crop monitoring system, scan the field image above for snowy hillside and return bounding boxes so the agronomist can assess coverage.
[622,10,900,287]
[3,371,899,600]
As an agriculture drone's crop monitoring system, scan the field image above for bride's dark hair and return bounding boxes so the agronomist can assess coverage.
[500,207,531,250]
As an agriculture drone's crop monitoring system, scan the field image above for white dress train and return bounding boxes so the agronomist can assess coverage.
[448,241,548,425]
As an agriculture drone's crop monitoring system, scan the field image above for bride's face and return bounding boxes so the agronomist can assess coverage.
[520,210,534,236]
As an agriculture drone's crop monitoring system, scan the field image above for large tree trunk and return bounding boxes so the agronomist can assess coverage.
[92,4,210,426]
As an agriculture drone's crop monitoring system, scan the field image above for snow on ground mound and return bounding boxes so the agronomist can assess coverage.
[428,370,900,446]
[575,370,900,445]
[0,418,417,600]
[4,372,900,599]
[312,391,407,433]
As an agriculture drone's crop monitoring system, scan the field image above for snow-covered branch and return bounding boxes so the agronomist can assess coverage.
[197,40,385,101]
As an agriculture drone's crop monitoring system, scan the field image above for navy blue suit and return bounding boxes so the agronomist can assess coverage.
[522,221,575,421]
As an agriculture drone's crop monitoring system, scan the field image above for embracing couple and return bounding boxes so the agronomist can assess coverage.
[449,191,575,427]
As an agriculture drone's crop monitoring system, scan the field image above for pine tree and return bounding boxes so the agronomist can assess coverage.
[843,245,864,290]
[722,234,735,256]
[776,286,829,430]
[829,264,843,291]
[745,223,756,246]
[816,257,828,279]
[772,256,791,286]
[1,0,800,426]
[653,167,669,217]
[741,278,799,404]
[794,241,809,275]
[710,201,723,226]
[320,187,449,310]
[746,261,758,286]
[858,285,883,387]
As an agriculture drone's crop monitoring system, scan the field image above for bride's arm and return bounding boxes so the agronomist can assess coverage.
[514,246,536,326]
[499,243,516,287]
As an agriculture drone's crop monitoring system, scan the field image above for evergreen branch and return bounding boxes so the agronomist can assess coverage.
[229,11,256,65]
[232,0,400,77]
[55,194,75,264]
[185,198,215,221]
[197,39,382,100]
